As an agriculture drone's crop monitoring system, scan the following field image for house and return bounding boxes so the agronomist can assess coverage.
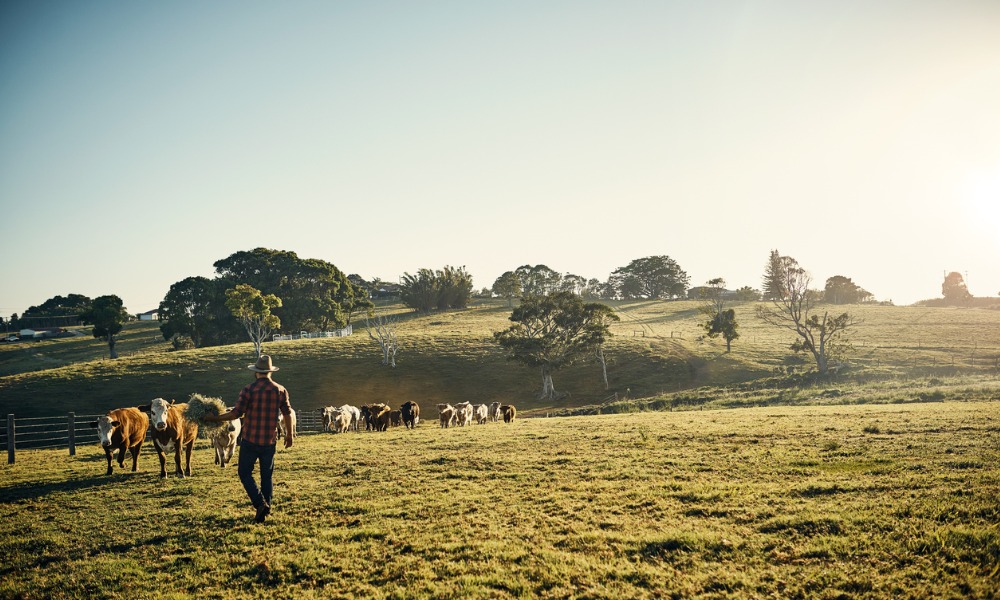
[138,309,160,321]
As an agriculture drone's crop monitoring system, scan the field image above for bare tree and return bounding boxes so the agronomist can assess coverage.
[755,258,855,375]
[365,311,398,368]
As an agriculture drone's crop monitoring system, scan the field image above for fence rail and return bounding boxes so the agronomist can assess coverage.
[4,409,325,465]
[273,325,353,342]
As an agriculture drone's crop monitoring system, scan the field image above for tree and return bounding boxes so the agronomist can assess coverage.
[225,284,282,358]
[733,286,761,301]
[493,291,619,400]
[158,276,237,348]
[365,310,399,368]
[762,250,787,301]
[514,265,563,296]
[607,255,690,300]
[492,271,523,307]
[400,266,474,312]
[20,293,92,328]
[436,265,474,310]
[699,278,739,352]
[400,269,440,312]
[824,276,873,304]
[942,272,972,305]
[755,259,856,375]
[80,295,130,359]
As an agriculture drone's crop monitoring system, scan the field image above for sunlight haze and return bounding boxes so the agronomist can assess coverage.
[2,1,998,316]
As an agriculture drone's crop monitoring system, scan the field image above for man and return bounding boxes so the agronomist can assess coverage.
[205,354,293,523]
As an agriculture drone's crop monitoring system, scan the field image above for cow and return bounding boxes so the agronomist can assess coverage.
[489,401,502,423]
[368,403,391,432]
[89,407,149,476]
[319,406,336,432]
[331,408,352,434]
[454,402,474,427]
[437,403,456,428]
[360,405,374,431]
[400,401,420,429]
[211,411,242,468]
[389,409,402,427]
[339,404,362,432]
[473,404,489,425]
[502,404,517,423]
[276,409,296,439]
[142,398,199,478]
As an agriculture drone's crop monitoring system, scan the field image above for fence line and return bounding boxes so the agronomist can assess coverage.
[273,325,353,342]
[5,409,326,465]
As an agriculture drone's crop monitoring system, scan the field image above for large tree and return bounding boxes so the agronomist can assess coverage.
[493,291,619,400]
[699,278,739,352]
[20,293,92,328]
[755,259,856,375]
[514,265,563,297]
[824,276,873,304]
[762,249,787,301]
[400,266,474,312]
[80,295,130,359]
[607,255,689,300]
[942,272,972,305]
[158,276,237,348]
[225,284,282,358]
[492,271,523,307]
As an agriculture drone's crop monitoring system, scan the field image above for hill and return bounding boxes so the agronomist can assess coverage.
[1,299,999,419]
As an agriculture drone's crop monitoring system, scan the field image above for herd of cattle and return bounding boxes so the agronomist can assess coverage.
[319,400,517,433]
[88,398,517,478]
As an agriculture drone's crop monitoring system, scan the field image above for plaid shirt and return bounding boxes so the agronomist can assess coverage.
[234,376,292,446]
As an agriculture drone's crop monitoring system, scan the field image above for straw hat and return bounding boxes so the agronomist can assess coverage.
[248,354,280,373]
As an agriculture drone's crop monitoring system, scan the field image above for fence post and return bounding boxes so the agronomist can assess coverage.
[68,412,76,456]
[6,414,13,465]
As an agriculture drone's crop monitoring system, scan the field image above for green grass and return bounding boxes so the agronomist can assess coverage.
[1,402,998,598]
[2,299,1000,419]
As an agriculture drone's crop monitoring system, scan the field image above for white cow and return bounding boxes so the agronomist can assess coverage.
[489,401,502,423]
[339,404,362,432]
[454,402,474,427]
[331,408,352,434]
[319,406,336,432]
[211,411,242,468]
[474,404,489,425]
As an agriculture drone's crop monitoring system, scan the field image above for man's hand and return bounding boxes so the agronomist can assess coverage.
[284,436,293,449]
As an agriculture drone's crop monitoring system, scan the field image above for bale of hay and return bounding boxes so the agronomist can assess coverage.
[185,393,229,434]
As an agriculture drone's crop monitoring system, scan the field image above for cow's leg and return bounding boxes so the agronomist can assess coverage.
[130,442,142,472]
[104,447,114,476]
[174,442,184,478]
[183,441,193,477]
[116,444,127,469]
[157,449,167,478]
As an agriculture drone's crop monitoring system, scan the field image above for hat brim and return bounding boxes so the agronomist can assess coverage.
[247,365,279,372]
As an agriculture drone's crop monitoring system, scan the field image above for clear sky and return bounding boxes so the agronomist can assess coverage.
[2,1,998,317]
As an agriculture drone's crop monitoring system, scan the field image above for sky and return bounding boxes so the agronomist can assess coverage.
[2,1,999,317]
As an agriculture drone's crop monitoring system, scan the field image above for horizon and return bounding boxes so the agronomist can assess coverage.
[2,1,999,316]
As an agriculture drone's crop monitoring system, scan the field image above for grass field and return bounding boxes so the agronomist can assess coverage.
[1,401,997,598]
[2,299,1000,420]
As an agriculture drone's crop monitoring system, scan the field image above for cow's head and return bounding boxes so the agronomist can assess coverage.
[90,416,120,448]
[149,397,174,432]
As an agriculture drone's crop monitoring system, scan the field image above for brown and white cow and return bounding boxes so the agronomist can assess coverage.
[502,404,517,423]
[454,401,474,427]
[89,407,149,476]
[142,398,199,478]
[211,411,242,468]
[473,403,489,425]
[437,403,456,428]
[400,401,420,429]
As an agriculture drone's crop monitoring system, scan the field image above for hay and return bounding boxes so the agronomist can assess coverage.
[185,393,228,434]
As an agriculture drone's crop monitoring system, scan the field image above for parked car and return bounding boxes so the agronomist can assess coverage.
[4,335,18,342]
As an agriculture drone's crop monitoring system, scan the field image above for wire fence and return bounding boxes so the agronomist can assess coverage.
[3,409,326,465]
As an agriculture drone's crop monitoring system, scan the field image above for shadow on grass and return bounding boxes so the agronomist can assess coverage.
[0,471,141,502]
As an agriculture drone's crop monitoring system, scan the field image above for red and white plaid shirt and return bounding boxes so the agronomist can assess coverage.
[234,376,292,446]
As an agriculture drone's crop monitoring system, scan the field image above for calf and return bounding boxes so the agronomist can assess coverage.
[489,401,502,423]
[437,403,456,428]
[89,407,149,476]
[502,404,517,423]
[211,412,242,468]
[143,397,199,479]
[400,401,420,429]
[474,404,489,425]
[454,401,474,427]
[389,409,402,427]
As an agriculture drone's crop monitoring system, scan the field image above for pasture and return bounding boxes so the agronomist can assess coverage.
[1,401,998,599]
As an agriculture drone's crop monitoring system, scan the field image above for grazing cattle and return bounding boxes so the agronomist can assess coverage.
[211,412,242,468]
[502,404,517,423]
[368,403,391,432]
[489,401,502,423]
[319,406,336,432]
[339,404,361,432]
[143,398,199,478]
[331,408,352,434]
[454,402,474,427]
[473,404,489,425]
[400,401,420,429]
[389,409,402,427]
[89,407,149,476]
[437,403,456,428]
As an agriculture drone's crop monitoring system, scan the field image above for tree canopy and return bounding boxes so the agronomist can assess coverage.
[225,284,282,358]
[824,276,873,304]
[942,272,972,305]
[400,266,473,312]
[493,291,619,400]
[80,295,130,359]
[607,255,689,300]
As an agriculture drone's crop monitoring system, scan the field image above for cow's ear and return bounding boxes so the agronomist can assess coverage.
[89,421,98,428]
[137,405,150,413]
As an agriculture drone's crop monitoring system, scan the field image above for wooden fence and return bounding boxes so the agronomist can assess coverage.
[3,410,325,465]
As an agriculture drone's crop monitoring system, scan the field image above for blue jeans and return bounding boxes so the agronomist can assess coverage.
[238,440,276,509]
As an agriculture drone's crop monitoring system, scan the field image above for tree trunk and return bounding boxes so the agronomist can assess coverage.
[108,336,118,359]
[539,366,557,400]
[725,338,731,353]
[597,346,609,389]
